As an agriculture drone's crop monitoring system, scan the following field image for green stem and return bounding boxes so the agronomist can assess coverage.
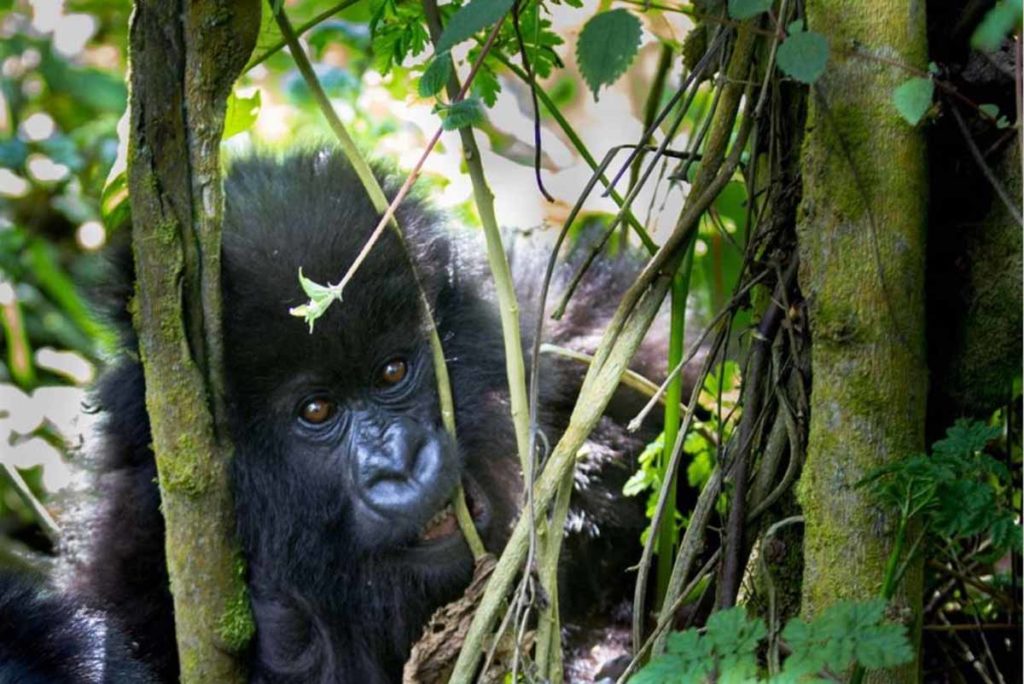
[656,246,693,604]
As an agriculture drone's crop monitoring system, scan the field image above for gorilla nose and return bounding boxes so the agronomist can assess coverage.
[355,422,447,512]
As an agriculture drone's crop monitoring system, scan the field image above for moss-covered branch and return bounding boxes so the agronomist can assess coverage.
[126,1,259,680]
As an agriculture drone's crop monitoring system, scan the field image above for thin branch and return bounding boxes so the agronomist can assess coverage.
[950,103,1023,227]
[273,3,486,558]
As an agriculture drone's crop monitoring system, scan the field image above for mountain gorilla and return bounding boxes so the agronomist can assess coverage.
[0,149,664,683]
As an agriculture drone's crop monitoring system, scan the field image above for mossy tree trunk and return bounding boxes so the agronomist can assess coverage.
[126,1,260,681]
[796,1,928,681]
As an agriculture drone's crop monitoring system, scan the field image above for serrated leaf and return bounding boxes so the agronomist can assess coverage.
[436,0,515,53]
[622,467,653,496]
[971,0,1023,52]
[470,61,501,107]
[441,98,485,131]
[852,622,914,669]
[776,28,829,84]
[892,77,934,125]
[223,90,261,140]
[932,418,1000,456]
[418,52,452,98]
[577,9,643,100]
[728,0,772,19]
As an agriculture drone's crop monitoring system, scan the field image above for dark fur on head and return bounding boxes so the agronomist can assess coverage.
[56,149,659,683]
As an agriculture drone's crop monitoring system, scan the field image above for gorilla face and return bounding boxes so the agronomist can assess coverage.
[214,153,515,679]
[72,150,648,683]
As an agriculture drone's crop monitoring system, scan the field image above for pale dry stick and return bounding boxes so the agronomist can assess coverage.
[326,22,504,309]
[0,463,59,543]
[630,330,725,653]
[452,35,761,681]
[449,271,675,684]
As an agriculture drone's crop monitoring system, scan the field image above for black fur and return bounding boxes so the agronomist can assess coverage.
[10,150,661,683]
[0,573,154,683]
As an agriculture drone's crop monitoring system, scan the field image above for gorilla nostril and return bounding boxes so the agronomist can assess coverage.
[358,434,450,514]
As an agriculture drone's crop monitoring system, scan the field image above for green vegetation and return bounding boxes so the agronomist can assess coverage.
[0,0,1019,681]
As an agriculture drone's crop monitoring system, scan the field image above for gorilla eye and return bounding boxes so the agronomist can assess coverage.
[299,398,336,425]
[378,358,408,387]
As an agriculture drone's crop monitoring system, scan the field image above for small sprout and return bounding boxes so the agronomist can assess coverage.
[289,268,344,333]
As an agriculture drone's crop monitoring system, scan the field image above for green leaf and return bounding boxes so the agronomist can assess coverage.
[932,418,1000,456]
[776,25,829,84]
[971,0,1023,52]
[436,0,515,53]
[780,599,913,677]
[728,0,772,19]
[441,98,485,130]
[290,269,343,333]
[100,169,129,228]
[223,90,261,140]
[979,103,1000,119]
[297,268,337,301]
[245,6,284,71]
[418,52,452,98]
[577,9,643,100]
[470,60,501,107]
[891,77,934,125]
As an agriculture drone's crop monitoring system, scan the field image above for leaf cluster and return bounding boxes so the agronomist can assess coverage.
[623,362,742,545]
[861,419,1021,557]
[633,600,912,683]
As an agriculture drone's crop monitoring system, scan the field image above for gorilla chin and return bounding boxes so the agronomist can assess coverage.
[0,148,659,684]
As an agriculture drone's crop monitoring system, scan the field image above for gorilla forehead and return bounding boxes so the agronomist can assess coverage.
[219,150,449,390]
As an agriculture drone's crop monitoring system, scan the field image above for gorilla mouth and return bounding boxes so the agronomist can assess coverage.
[418,480,488,543]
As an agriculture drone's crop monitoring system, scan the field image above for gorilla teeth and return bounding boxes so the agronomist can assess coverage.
[420,503,457,541]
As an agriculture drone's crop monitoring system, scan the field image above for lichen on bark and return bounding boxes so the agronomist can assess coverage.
[796,1,929,682]
[126,1,260,681]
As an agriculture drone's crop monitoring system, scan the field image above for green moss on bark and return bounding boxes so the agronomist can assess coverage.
[796,1,929,682]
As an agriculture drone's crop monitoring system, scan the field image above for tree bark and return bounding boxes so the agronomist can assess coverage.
[796,1,928,681]
[127,1,259,680]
